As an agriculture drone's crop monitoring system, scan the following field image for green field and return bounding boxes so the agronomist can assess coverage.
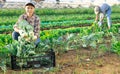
[0,6,120,73]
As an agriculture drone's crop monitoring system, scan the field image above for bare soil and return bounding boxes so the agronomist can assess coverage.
[1,47,120,74]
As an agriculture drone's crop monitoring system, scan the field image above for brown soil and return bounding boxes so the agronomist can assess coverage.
[1,47,120,74]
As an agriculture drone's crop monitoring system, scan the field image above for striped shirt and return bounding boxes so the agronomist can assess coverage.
[14,13,40,37]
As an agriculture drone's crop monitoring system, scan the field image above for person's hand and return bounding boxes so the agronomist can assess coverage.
[29,31,34,37]
[19,30,24,35]
[25,37,30,42]
[33,35,37,40]
[94,21,97,23]
[25,35,37,42]
[19,30,28,38]
[98,21,102,27]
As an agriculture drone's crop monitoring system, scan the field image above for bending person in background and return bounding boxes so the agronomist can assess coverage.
[12,2,40,47]
[94,3,111,29]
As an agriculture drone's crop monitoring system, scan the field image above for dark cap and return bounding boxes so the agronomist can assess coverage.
[25,2,35,8]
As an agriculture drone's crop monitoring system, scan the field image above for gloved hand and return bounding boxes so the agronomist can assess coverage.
[98,21,102,27]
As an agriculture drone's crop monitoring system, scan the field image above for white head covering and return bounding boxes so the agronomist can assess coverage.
[94,6,100,14]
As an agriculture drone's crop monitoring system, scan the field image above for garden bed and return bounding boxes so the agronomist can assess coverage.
[1,48,120,74]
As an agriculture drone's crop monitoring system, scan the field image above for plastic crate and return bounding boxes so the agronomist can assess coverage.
[11,49,55,70]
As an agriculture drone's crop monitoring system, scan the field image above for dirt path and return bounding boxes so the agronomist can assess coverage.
[1,48,120,74]
[54,49,120,74]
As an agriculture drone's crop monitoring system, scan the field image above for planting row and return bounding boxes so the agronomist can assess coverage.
[0,13,120,25]
[0,6,120,16]
[0,23,119,51]
[0,23,120,72]
[1,19,120,34]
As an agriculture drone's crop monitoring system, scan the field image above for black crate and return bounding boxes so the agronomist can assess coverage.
[11,49,55,70]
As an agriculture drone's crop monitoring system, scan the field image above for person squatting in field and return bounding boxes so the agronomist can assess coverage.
[12,2,40,47]
[94,3,112,29]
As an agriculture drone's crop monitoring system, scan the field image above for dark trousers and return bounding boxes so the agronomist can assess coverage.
[12,31,40,46]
